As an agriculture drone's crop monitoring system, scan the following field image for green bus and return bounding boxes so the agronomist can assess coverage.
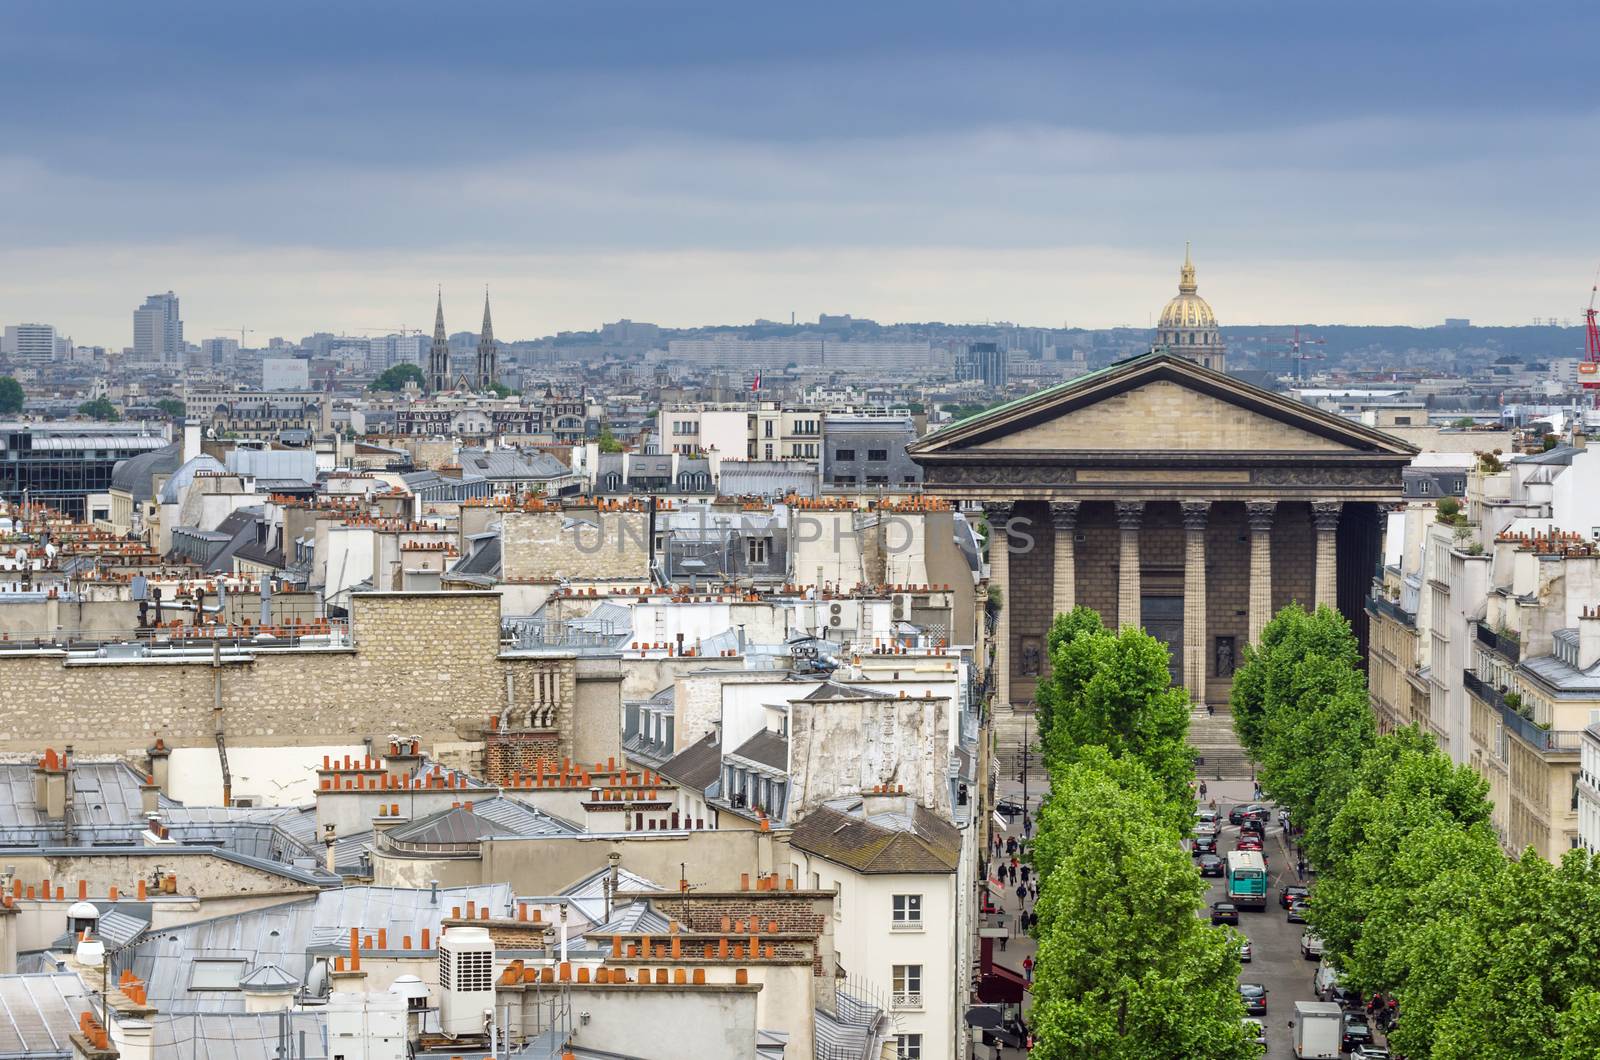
[1226,851,1268,910]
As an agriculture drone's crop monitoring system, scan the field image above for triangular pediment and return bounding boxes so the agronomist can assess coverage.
[908,353,1417,458]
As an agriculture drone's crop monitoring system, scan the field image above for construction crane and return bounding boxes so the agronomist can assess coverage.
[199,326,255,347]
[1581,268,1600,405]
[1256,326,1326,381]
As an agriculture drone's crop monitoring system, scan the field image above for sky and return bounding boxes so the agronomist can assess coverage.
[2,0,1596,346]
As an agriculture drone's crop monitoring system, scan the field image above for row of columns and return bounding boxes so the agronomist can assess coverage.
[986,499,1344,707]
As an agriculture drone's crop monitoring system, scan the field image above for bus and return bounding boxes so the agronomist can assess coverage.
[1226,851,1268,910]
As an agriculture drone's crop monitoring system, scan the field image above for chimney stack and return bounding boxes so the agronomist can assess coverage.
[145,740,171,795]
[1579,606,1600,671]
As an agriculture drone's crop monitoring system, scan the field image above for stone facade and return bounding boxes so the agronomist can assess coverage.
[0,592,579,759]
[500,508,652,582]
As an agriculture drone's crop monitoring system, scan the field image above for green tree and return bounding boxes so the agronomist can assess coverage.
[154,398,185,419]
[1229,604,1361,756]
[1039,623,1193,824]
[1030,762,1256,1060]
[1033,607,1107,742]
[0,376,23,415]
[486,381,513,398]
[76,396,119,421]
[598,428,624,453]
[368,363,425,391]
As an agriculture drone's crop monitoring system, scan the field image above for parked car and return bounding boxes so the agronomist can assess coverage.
[1193,833,1218,855]
[1238,982,1268,1016]
[1198,853,1225,878]
[1236,935,1252,962]
[1341,1013,1374,1054]
[1280,884,1310,909]
[1196,808,1219,825]
[1211,901,1239,926]
[1228,803,1269,825]
[1193,821,1219,838]
[1287,898,1310,923]
[1351,1048,1392,1060]
[1235,835,1263,852]
[996,798,1025,818]
[1242,1018,1267,1047]
[1301,931,1324,960]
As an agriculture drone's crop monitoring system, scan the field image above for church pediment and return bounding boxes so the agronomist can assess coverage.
[908,353,1417,459]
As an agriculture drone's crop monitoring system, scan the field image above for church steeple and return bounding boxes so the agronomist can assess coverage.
[427,287,450,394]
[1178,241,1198,295]
[475,287,498,393]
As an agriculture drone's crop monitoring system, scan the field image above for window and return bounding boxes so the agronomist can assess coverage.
[891,964,922,1008]
[896,1035,923,1059]
[892,894,922,927]
[1418,479,1431,494]
[868,448,888,462]
[189,959,247,991]
[764,420,774,438]
[835,449,856,461]
[747,537,770,564]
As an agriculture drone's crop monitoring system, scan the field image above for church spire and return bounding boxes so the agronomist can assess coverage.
[475,286,498,393]
[427,286,451,394]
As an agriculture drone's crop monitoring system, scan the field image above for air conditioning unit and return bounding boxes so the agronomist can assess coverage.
[829,615,843,627]
[438,926,495,1036]
[891,594,910,621]
[829,602,843,616]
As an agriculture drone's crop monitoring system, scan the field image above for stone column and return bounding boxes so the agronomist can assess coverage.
[1246,501,1277,645]
[1181,501,1210,706]
[1115,501,1145,629]
[986,502,1014,709]
[1050,501,1080,618]
[1312,500,1344,611]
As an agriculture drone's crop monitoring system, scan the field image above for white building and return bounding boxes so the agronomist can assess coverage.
[2,323,60,364]
[263,357,312,392]
[791,793,965,1060]
[133,291,183,366]
[1578,725,1600,854]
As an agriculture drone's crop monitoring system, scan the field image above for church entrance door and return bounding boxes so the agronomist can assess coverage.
[1141,595,1184,687]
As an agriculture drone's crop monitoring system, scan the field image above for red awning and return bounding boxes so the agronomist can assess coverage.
[977,963,1028,1004]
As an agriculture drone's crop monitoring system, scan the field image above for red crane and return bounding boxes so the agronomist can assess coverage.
[1582,272,1600,404]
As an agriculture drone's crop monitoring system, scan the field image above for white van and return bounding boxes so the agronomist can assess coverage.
[1301,930,1325,960]
[1314,959,1340,997]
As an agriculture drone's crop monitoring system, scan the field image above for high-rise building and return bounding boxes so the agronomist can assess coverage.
[2,324,58,364]
[132,291,183,366]
[199,337,239,367]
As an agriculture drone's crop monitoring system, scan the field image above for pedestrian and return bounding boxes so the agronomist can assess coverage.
[1206,701,1215,716]
[1296,856,1306,881]
[1199,781,1207,799]
[1023,955,1034,984]
[1023,815,1033,837]
[1007,837,1017,856]
[999,932,1008,951]
[1009,865,1017,886]
[1016,882,1026,902]
[1021,864,1030,884]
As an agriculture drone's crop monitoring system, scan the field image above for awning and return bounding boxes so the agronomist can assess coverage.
[977,964,1028,1004]
[992,810,1008,831]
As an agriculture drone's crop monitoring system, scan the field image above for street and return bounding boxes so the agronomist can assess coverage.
[1203,779,1321,1060]
[983,773,1343,1059]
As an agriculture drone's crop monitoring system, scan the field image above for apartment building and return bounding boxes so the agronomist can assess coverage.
[1371,436,1600,859]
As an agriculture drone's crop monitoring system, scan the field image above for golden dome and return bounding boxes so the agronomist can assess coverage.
[1157,243,1217,330]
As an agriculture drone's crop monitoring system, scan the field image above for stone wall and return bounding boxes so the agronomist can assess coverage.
[788,694,952,816]
[0,592,580,759]
[500,509,652,582]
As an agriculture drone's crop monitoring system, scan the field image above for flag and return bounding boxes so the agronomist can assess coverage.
[751,371,761,391]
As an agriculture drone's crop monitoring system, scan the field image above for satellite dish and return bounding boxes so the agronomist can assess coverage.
[14,548,26,564]
[44,543,57,561]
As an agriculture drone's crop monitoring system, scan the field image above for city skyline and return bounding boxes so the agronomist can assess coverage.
[4,1,1596,344]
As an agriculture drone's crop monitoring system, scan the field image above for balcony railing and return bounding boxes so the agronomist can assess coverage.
[1465,669,1582,755]
[1475,623,1521,663]
[891,992,923,1010]
[1366,595,1416,629]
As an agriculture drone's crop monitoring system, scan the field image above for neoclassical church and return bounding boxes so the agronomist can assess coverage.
[908,251,1413,709]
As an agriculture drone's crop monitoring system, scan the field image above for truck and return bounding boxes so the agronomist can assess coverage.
[1293,1000,1344,1059]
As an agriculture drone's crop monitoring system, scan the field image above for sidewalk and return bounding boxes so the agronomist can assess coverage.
[980,779,1042,1057]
